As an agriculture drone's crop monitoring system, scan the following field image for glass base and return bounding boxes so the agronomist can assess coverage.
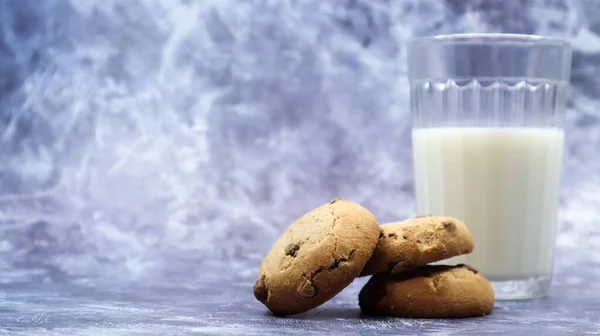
[491,276,551,300]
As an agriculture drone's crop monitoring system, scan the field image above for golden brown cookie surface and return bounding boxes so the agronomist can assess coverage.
[361,216,474,275]
[253,198,380,316]
[359,264,494,318]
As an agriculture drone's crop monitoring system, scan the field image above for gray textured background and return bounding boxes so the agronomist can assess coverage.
[0,0,598,289]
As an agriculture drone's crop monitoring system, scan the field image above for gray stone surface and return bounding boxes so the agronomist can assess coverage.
[2,266,599,335]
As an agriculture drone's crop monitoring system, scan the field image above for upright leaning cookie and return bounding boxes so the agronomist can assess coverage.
[359,265,494,318]
[361,216,473,275]
[254,198,380,316]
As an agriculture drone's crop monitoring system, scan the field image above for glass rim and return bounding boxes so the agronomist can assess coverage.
[407,33,571,48]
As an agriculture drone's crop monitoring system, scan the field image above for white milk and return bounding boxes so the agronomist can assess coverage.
[412,127,564,280]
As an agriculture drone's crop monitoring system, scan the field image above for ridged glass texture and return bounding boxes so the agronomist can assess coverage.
[411,78,569,128]
[407,34,572,129]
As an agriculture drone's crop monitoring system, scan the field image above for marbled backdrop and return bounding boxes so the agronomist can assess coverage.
[0,0,598,288]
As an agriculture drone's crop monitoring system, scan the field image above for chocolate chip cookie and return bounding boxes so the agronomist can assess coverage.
[359,264,494,318]
[361,216,473,275]
[253,198,380,316]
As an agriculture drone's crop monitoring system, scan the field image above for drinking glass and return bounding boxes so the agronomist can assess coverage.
[407,34,572,299]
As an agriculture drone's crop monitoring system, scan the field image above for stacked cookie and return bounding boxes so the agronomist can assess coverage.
[359,215,494,318]
[253,199,494,317]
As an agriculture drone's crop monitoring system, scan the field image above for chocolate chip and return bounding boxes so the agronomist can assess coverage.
[253,275,269,303]
[329,198,345,204]
[330,260,342,270]
[442,221,456,232]
[297,280,318,298]
[387,259,410,273]
[284,243,300,257]
[387,233,397,238]
[330,250,356,270]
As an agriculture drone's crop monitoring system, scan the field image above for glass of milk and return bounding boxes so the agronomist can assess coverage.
[407,34,572,300]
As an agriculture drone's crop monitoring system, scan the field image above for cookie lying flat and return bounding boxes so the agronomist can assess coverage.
[361,216,473,275]
[359,265,494,318]
[254,198,380,316]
